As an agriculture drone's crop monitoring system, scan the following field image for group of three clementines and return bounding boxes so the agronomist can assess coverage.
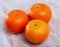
[5,3,52,44]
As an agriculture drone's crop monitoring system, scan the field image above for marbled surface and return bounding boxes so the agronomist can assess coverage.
[0,0,60,47]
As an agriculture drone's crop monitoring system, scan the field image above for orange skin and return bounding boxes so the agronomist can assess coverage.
[28,3,52,23]
[25,20,49,44]
[5,10,29,33]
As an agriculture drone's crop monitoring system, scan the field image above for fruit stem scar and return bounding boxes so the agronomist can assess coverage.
[34,24,37,26]
[15,13,18,16]
[36,7,39,9]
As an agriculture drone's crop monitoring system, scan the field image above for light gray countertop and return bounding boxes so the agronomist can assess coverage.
[0,0,60,47]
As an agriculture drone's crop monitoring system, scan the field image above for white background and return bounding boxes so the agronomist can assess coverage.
[0,0,60,47]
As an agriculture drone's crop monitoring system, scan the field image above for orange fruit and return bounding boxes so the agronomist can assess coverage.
[28,3,52,23]
[25,20,49,44]
[5,10,29,33]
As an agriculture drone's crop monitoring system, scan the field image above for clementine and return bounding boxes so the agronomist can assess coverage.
[25,20,49,44]
[5,10,29,33]
[28,3,52,23]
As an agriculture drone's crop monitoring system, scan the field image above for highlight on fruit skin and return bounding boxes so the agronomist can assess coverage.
[28,3,52,23]
[25,20,49,44]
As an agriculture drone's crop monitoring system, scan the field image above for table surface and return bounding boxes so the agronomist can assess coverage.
[0,0,60,47]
